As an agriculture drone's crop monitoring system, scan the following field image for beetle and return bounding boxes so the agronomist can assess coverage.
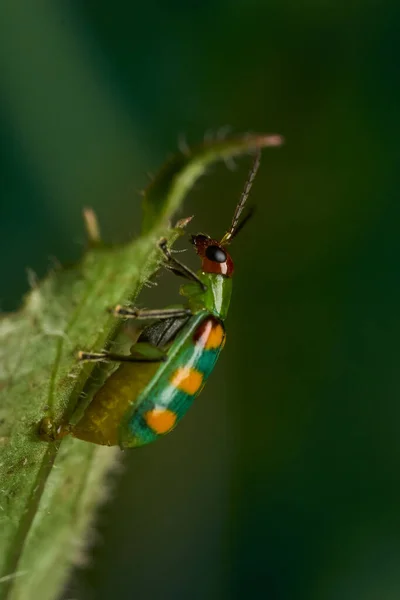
[61,150,262,448]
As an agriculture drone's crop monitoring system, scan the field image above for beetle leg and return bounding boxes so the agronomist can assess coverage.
[78,350,167,363]
[159,238,207,291]
[110,306,192,319]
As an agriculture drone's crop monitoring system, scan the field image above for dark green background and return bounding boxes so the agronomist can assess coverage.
[1,1,399,598]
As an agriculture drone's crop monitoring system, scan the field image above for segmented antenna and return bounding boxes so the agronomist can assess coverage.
[220,149,261,245]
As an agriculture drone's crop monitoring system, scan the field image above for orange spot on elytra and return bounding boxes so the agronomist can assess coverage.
[170,367,203,395]
[145,407,177,434]
[194,317,226,350]
[205,323,225,349]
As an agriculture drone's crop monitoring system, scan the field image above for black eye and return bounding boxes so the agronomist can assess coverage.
[205,245,227,263]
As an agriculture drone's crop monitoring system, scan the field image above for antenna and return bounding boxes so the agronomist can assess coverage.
[220,149,261,245]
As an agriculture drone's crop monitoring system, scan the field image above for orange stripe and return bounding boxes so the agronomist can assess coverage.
[170,366,203,395]
[144,407,177,434]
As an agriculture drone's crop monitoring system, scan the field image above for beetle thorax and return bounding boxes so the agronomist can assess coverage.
[204,272,232,319]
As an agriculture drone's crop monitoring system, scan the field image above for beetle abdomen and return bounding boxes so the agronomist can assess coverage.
[119,312,226,448]
[71,361,160,446]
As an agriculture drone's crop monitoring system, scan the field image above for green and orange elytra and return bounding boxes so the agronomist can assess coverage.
[52,150,262,448]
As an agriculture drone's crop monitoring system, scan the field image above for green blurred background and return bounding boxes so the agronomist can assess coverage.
[1,0,400,598]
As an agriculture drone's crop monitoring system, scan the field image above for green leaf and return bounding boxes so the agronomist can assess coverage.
[0,133,282,600]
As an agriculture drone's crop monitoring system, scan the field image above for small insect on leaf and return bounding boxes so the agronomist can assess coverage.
[0,132,282,600]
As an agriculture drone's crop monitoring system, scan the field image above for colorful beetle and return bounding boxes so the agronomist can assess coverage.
[67,151,262,448]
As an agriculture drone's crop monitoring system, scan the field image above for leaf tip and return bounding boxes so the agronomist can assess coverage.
[175,215,194,229]
[255,133,285,148]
